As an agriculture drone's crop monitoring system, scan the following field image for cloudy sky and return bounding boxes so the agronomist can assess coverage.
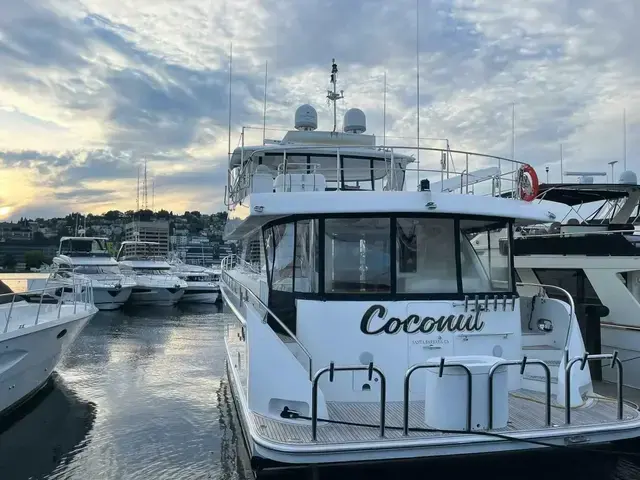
[0,0,638,220]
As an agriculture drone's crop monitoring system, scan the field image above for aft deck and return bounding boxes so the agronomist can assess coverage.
[247,390,639,446]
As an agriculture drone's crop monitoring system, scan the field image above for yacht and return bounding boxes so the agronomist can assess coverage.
[219,60,640,476]
[0,276,97,416]
[481,174,640,389]
[168,255,220,304]
[116,241,187,306]
[51,236,135,310]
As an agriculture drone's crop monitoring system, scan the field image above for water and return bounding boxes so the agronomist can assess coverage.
[1,305,640,479]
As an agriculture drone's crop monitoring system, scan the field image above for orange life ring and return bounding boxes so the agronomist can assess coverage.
[517,164,539,202]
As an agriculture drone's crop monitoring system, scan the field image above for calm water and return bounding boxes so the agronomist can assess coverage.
[1,305,640,479]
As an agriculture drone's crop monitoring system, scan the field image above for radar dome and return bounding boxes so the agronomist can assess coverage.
[294,104,318,131]
[619,170,638,185]
[343,108,366,134]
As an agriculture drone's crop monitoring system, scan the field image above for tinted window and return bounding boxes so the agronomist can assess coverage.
[396,218,457,293]
[325,218,391,293]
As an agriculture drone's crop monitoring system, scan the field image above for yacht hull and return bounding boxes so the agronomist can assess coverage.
[601,323,640,389]
[93,286,133,311]
[180,288,220,304]
[128,287,185,306]
[0,311,94,416]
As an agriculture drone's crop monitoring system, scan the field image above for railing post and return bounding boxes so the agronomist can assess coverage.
[3,294,15,333]
[336,148,341,190]
[390,148,395,190]
[35,287,45,325]
[312,364,386,441]
[565,352,624,424]
[488,358,551,429]
[465,153,469,194]
[403,361,472,435]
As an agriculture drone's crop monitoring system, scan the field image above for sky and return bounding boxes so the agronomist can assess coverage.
[0,0,638,221]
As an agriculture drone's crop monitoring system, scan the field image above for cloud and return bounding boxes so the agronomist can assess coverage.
[1,0,639,220]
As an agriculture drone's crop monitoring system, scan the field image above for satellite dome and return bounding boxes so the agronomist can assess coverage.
[294,104,318,131]
[343,108,366,134]
[619,170,638,185]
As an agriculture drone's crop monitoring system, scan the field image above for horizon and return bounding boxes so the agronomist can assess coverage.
[1,0,639,221]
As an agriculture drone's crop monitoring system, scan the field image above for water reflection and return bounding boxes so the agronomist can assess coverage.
[4,303,640,480]
[0,374,96,480]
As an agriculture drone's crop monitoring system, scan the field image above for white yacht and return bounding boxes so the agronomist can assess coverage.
[486,174,640,389]
[0,276,97,416]
[51,236,135,310]
[116,241,187,306]
[168,256,220,304]
[219,61,640,475]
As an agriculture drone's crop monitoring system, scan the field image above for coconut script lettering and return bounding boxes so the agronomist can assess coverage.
[360,304,484,335]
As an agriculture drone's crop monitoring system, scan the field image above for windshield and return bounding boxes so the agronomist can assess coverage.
[60,239,109,256]
[74,265,121,275]
[261,215,514,298]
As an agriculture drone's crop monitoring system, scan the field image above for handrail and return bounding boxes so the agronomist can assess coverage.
[516,282,575,353]
[488,358,551,428]
[403,359,473,435]
[565,352,623,424]
[519,229,637,239]
[220,263,314,381]
[2,277,94,334]
[227,143,528,205]
[311,362,386,441]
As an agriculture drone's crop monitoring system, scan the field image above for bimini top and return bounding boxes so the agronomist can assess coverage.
[534,183,637,206]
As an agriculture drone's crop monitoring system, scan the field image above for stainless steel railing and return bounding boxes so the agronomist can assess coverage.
[220,258,314,381]
[1,276,94,334]
[227,142,530,206]
[488,358,551,428]
[565,352,624,424]
[311,362,387,441]
[308,351,625,440]
[403,360,473,435]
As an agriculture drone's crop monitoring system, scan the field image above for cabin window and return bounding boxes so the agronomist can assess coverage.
[241,230,266,274]
[265,224,295,292]
[396,218,457,293]
[294,219,319,293]
[324,218,391,293]
[459,219,511,293]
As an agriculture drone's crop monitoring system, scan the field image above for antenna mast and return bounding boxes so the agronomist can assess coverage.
[263,61,268,143]
[136,165,140,212]
[327,59,344,133]
[152,178,155,211]
[383,71,387,148]
[227,42,233,163]
[623,108,627,171]
[143,158,148,210]
[416,0,420,187]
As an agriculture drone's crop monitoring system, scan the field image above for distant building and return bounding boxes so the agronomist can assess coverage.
[124,220,170,256]
[0,222,33,241]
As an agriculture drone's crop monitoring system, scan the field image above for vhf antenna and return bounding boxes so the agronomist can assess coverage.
[327,58,344,133]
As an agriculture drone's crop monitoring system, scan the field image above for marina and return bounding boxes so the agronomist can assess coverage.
[1,305,640,479]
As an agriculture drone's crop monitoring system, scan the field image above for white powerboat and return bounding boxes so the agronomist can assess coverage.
[168,256,220,304]
[0,277,97,416]
[482,176,640,389]
[219,60,640,476]
[51,236,135,310]
[116,241,187,306]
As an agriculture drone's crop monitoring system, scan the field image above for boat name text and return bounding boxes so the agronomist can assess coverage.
[360,305,484,335]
